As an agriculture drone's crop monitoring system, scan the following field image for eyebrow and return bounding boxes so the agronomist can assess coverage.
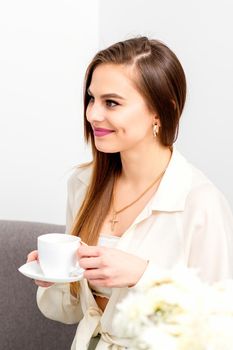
[87,88,125,100]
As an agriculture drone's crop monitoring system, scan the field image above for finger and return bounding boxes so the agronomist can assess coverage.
[77,245,103,259]
[27,250,38,263]
[84,268,106,280]
[35,280,54,287]
[79,257,101,269]
[86,278,109,287]
[85,278,106,287]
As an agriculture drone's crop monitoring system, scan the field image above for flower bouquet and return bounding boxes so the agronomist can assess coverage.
[113,267,233,350]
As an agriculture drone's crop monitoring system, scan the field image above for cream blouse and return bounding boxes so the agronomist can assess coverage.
[37,148,233,350]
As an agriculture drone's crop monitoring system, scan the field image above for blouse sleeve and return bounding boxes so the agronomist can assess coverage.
[36,283,83,324]
[36,170,85,324]
[130,183,233,287]
[185,183,233,283]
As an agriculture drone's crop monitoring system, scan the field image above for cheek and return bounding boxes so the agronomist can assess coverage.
[117,114,152,138]
[113,108,140,133]
[85,106,91,122]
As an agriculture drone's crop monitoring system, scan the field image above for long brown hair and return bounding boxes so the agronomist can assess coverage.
[70,36,186,296]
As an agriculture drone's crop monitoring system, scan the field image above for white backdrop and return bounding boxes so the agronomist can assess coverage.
[99,0,233,209]
[0,0,97,224]
[0,0,232,225]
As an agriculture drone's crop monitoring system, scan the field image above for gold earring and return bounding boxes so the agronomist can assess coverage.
[153,123,159,138]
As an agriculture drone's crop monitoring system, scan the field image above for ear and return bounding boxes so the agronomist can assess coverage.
[171,99,177,110]
[153,116,161,127]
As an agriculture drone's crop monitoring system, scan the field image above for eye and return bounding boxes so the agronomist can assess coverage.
[87,95,94,103]
[106,99,118,108]
[87,93,119,108]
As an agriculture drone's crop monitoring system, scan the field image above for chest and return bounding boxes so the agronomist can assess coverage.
[100,184,160,237]
[101,205,187,267]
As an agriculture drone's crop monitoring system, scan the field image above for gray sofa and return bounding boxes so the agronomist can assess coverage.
[0,220,77,350]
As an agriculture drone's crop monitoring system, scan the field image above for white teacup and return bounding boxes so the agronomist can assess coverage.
[37,233,81,278]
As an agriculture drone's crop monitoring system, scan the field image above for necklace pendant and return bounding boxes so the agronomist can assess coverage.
[110,211,118,232]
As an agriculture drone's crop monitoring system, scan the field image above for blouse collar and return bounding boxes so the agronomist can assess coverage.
[77,147,192,213]
[150,147,192,212]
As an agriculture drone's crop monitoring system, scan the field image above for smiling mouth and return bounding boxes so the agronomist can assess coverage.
[93,128,115,137]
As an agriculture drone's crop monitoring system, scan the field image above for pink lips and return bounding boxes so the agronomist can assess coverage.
[93,127,115,137]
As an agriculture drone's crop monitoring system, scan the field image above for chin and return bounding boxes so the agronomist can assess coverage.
[94,143,122,154]
[96,147,120,154]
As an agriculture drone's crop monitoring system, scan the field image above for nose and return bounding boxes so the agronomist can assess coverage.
[86,102,106,123]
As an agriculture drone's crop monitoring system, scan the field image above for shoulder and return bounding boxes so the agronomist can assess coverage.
[66,163,93,219]
[184,160,232,217]
[171,149,232,215]
[67,162,93,193]
[175,157,233,239]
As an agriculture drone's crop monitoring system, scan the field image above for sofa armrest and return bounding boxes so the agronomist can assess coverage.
[0,220,77,350]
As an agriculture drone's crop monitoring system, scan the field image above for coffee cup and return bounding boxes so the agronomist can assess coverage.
[37,233,81,278]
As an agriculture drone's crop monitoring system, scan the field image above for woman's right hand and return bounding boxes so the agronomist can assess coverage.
[27,250,54,288]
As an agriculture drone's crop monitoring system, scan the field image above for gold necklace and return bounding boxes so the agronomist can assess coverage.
[110,168,166,232]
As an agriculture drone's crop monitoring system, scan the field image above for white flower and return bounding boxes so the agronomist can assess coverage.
[113,266,233,350]
[113,292,153,337]
[138,326,177,350]
[206,315,233,350]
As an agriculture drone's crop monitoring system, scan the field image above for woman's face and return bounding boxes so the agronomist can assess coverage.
[86,63,158,153]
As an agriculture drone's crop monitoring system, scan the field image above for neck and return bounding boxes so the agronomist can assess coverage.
[119,142,172,187]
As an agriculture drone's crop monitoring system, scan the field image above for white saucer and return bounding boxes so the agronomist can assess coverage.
[18,260,84,283]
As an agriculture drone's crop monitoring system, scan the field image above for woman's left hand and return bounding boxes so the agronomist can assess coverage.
[77,245,148,288]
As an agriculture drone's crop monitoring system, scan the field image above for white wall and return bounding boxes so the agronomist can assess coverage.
[0,0,98,224]
[99,0,233,210]
[1,0,233,225]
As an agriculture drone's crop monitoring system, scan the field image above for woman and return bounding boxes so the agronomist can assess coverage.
[27,36,233,349]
